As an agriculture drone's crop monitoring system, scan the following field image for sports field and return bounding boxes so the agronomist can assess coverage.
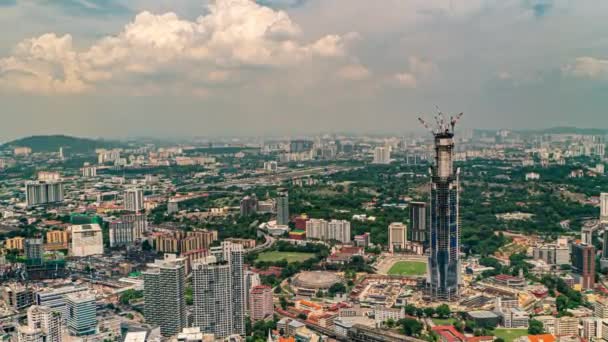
[494,328,528,342]
[256,251,315,263]
[387,261,426,276]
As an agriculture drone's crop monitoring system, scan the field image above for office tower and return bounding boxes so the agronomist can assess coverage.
[25,181,64,207]
[70,224,103,257]
[26,305,63,342]
[601,193,608,223]
[35,286,88,323]
[372,146,391,164]
[66,292,96,336]
[239,195,258,216]
[143,259,187,336]
[276,189,289,226]
[249,286,273,321]
[192,256,233,338]
[210,242,245,336]
[24,238,44,264]
[572,242,595,290]
[388,223,407,253]
[409,202,427,244]
[81,166,97,178]
[426,115,461,301]
[124,188,144,212]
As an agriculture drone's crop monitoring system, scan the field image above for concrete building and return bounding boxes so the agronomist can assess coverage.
[25,181,64,207]
[533,242,570,266]
[501,308,529,329]
[81,166,97,178]
[602,193,608,223]
[582,317,601,340]
[70,224,103,257]
[37,172,61,182]
[24,238,44,264]
[35,286,88,323]
[124,188,144,212]
[3,283,34,310]
[372,146,391,164]
[109,214,146,248]
[143,258,187,336]
[17,325,43,342]
[388,222,407,253]
[409,202,427,244]
[24,305,63,342]
[45,230,69,251]
[249,286,273,321]
[239,195,258,216]
[572,242,595,289]
[65,292,97,336]
[192,255,234,338]
[245,270,261,313]
[276,189,289,226]
[305,219,351,243]
[5,236,24,250]
[210,241,245,336]
[595,297,608,319]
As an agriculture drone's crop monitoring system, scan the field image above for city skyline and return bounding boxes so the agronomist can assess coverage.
[1,0,608,139]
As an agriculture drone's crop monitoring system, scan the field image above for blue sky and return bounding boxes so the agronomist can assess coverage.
[0,0,607,139]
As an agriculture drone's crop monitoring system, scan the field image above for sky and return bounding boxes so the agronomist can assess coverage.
[1,0,608,140]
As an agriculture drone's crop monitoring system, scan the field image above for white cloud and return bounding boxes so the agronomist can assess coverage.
[0,0,354,94]
[394,72,417,88]
[563,57,608,79]
[336,64,370,81]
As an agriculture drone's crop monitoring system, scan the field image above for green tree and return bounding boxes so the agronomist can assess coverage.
[528,319,545,335]
[435,304,451,319]
[400,318,423,336]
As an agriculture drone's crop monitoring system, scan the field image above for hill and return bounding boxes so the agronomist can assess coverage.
[2,135,123,154]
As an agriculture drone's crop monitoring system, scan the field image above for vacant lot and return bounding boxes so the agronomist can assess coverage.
[256,251,315,263]
[388,261,426,276]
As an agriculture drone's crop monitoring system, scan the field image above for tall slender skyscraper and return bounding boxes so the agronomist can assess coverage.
[421,112,462,301]
[409,202,427,244]
[210,242,245,336]
[276,189,289,226]
[143,258,187,336]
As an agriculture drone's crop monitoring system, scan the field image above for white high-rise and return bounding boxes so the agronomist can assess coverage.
[209,242,245,336]
[601,193,608,223]
[18,305,63,342]
[25,181,64,207]
[305,219,351,243]
[388,222,407,252]
[373,146,391,164]
[70,224,103,257]
[192,255,234,339]
[124,188,144,212]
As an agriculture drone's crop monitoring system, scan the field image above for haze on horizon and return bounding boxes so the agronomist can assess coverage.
[1,0,607,140]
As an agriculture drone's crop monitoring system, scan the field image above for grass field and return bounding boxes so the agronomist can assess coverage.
[494,328,528,342]
[388,261,426,276]
[256,251,315,263]
[432,318,457,326]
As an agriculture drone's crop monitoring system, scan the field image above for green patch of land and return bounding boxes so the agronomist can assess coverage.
[431,318,457,326]
[388,261,426,276]
[256,251,315,263]
[494,328,528,342]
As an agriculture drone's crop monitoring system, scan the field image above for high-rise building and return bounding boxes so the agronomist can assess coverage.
[81,166,97,178]
[388,223,407,253]
[409,202,427,244]
[35,286,88,323]
[37,172,61,182]
[45,230,69,251]
[289,140,314,153]
[426,117,461,301]
[240,195,258,216]
[124,188,144,212]
[244,270,261,313]
[24,238,44,264]
[572,242,595,290]
[276,189,289,226]
[65,292,97,336]
[25,305,63,342]
[210,242,245,336]
[25,181,64,207]
[372,146,391,164]
[70,224,103,257]
[601,193,608,223]
[143,258,187,336]
[305,219,351,243]
[109,214,147,248]
[192,255,233,338]
[249,286,273,321]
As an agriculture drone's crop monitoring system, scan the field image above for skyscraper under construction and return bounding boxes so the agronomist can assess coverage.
[419,112,462,301]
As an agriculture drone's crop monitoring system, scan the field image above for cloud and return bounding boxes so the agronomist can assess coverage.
[41,0,132,17]
[336,64,370,81]
[563,57,608,79]
[392,56,438,88]
[255,0,308,8]
[0,0,353,94]
[394,72,417,88]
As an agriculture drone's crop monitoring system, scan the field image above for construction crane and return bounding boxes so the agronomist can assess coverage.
[418,108,464,135]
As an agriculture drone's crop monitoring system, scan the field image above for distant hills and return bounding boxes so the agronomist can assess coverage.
[2,135,124,154]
